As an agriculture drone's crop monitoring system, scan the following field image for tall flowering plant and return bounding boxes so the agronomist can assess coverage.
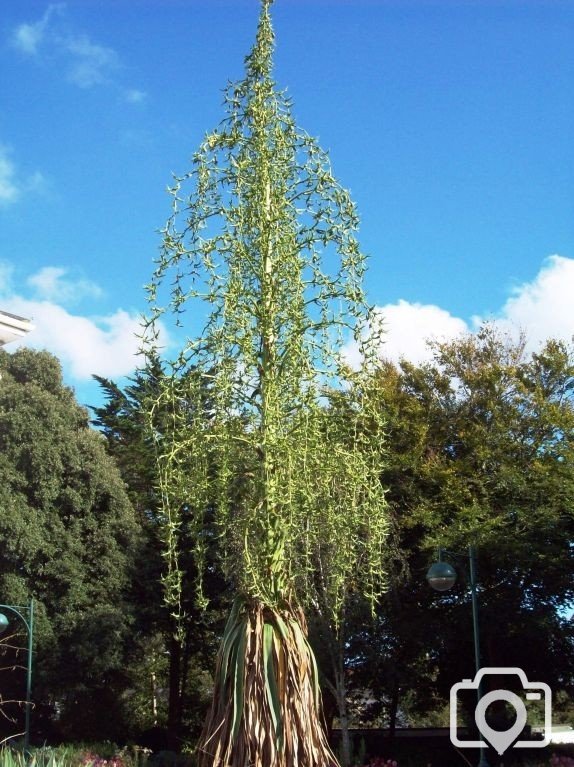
[143,0,388,765]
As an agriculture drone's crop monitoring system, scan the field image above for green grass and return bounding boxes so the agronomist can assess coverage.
[0,745,151,767]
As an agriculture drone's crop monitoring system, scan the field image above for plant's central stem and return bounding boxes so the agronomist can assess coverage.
[259,160,286,600]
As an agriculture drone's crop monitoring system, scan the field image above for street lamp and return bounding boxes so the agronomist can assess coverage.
[0,600,34,751]
[426,546,489,767]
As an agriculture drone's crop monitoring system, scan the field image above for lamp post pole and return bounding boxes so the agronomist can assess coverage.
[468,547,483,683]
[0,600,34,751]
[427,548,489,767]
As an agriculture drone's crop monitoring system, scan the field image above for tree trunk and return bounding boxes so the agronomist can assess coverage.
[322,686,338,742]
[167,634,182,752]
[179,628,193,733]
[334,666,351,767]
[387,678,399,757]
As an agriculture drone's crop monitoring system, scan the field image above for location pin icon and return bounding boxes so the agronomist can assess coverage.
[475,690,527,755]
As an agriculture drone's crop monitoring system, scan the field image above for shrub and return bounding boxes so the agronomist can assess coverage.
[550,755,574,767]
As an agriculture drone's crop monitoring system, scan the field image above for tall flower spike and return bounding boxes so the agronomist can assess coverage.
[144,0,388,762]
[244,0,275,81]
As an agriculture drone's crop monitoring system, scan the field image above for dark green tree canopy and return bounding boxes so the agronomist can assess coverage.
[355,327,574,725]
[0,348,141,741]
[93,365,230,748]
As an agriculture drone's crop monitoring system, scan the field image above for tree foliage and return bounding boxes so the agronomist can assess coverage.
[352,327,574,726]
[92,366,229,748]
[0,348,141,742]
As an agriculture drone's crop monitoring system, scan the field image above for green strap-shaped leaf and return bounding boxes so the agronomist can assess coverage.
[263,621,284,751]
[218,599,243,685]
[273,612,290,642]
[219,618,244,700]
[231,621,248,742]
[223,595,244,636]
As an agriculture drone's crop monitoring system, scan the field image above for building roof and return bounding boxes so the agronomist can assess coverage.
[0,310,33,346]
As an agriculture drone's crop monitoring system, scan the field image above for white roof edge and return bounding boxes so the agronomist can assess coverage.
[0,310,34,346]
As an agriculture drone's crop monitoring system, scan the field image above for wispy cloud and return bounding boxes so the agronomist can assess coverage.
[0,262,15,294]
[11,5,143,97]
[0,148,20,204]
[0,145,46,207]
[11,3,64,56]
[124,88,147,104]
[343,255,574,367]
[64,35,119,88]
[27,266,103,306]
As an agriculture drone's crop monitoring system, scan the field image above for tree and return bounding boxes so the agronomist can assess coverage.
[357,327,574,728]
[142,2,388,765]
[92,365,230,748]
[92,362,162,521]
[0,348,141,743]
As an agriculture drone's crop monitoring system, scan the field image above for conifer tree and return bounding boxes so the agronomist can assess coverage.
[143,2,387,764]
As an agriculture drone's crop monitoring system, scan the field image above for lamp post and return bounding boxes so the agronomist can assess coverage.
[0,600,34,751]
[426,546,489,767]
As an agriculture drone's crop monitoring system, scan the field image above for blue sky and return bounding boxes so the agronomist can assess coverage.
[0,0,573,408]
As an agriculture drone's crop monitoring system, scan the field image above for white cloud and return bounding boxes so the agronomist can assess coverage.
[65,35,119,88]
[125,88,147,104]
[1,255,571,385]
[0,263,158,381]
[27,266,103,305]
[11,6,129,92]
[478,254,574,353]
[378,301,469,364]
[344,255,574,367]
[0,148,20,204]
[11,3,64,55]
[0,262,14,294]
[7,298,143,379]
[0,146,45,207]
[343,301,469,368]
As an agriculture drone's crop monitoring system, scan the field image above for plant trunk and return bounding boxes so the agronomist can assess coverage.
[197,598,339,767]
